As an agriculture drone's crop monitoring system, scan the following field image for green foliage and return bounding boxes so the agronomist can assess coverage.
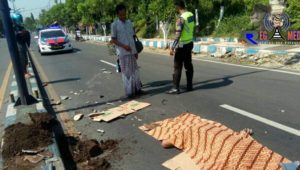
[37,0,300,37]
[24,17,36,31]
[286,0,300,30]
[213,15,251,37]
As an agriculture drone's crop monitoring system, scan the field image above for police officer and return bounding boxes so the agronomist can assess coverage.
[11,12,31,78]
[167,0,195,94]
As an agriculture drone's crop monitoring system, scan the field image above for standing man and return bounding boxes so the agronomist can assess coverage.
[167,0,195,94]
[111,4,142,98]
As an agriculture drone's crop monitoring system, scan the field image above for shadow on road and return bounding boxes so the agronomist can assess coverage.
[52,66,277,114]
[142,68,268,96]
[47,77,81,85]
[285,53,300,65]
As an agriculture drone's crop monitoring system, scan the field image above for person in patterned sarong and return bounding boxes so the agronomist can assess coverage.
[111,4,142,98]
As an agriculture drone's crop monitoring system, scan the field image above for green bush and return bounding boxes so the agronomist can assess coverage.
[212,15,251,37]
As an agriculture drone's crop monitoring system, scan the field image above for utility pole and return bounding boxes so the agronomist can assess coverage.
[0,0,37,105]
[9,0,15,10]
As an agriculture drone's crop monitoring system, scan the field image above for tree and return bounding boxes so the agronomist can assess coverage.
[24,17,36,31]
[286,0,300,29]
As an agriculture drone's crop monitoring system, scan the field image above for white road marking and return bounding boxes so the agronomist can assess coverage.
[6,103,17,117]
[36,101,47,113]
[220,104,300,137]
[100,60,116,67]
[194,58,300,76]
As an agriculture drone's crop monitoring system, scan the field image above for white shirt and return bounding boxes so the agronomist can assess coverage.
[111,19,137,56]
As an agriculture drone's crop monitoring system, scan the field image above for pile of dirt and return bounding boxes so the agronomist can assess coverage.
[73,139,103,162]
[99,139,119,151]
[2,113,54,159]
[2,113,55,170]
[68,138,120,170]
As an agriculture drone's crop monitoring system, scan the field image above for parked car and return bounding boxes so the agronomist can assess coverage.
[37,28,73,55]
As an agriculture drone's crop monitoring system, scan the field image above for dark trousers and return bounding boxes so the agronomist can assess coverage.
[173,42,194,89]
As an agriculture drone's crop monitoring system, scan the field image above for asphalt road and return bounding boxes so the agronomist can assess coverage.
[27,40,300,169]
[0,39,11,85]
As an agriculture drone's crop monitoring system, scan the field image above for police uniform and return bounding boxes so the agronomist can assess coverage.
[169,11,195,93]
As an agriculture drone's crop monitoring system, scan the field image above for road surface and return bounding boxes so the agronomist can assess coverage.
[3,39,299,169]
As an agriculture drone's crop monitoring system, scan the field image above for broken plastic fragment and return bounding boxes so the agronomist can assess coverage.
[60,96,69,100]
[73,114,84,121]
[97,129,105,133]
[24,155,44,164]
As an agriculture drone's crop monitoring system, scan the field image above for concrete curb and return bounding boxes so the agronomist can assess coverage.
[0,60,64,169]
[75,34,298,56]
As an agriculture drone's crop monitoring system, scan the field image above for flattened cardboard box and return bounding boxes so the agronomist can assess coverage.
[162,152,198,170]
[91,100,150,122]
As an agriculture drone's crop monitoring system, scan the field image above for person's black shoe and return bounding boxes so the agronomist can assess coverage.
[166,88,180,94]
[186,86,193,92]
[137,90,146,95]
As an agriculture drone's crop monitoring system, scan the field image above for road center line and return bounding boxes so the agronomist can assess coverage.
[100,60,116,67]
[0,62,12,110]
[220,104,300,136]
[194,58,300,76]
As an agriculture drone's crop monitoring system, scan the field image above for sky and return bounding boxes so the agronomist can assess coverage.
[8,0,65,19]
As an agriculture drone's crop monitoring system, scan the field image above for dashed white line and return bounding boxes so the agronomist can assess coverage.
[100,60,116,67]
[220,104,300,136]
[194,58,300,76]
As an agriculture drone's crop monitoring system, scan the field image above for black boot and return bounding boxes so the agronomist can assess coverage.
[186,71,193,91]
[167,74,181,94]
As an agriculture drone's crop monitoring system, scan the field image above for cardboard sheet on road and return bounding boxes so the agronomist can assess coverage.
[90,100,150,122]
[162,152,198,170]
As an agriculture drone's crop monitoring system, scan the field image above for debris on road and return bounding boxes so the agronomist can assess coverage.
[55,100,61,105]
[74,114,84,121]
[101,68,107,71]
[38,150,54,158]
[91,100,150,122]
[45,157,59,164]
[97,129,105,135]
[22,148,44,154]
[106,102,114,105]
[161,99,167,105]
[24,155,44,164]
[281,109,286,113]
[68,138,120,170]
[103,71,112,74]
[74,92,79,95]
[140,112,291,169]
[60,96,69,100]
[88,112,104,119]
